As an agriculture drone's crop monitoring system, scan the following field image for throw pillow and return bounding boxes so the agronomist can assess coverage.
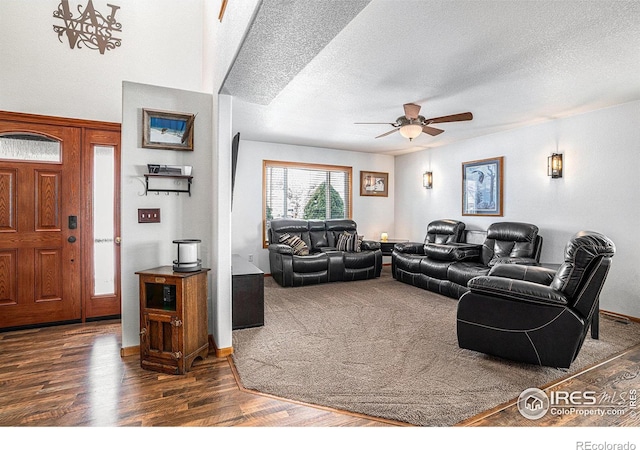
[336,232,363,252]
[278,233,309,256]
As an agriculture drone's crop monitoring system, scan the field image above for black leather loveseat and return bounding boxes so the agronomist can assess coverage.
[268,219,382,287]
[392,220,543,299]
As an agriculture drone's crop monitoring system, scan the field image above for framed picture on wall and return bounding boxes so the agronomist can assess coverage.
[142,108,195,151]
[360,171,388,197]
[462,156,503,216]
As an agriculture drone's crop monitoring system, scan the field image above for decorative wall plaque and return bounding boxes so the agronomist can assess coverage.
[53,0,122,54]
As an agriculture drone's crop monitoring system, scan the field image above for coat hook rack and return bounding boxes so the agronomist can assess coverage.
[143,173,193,196]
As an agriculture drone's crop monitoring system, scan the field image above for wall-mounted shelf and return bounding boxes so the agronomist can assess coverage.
[144,173,193,196]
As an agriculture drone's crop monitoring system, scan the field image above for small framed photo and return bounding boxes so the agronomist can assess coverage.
[142,109,195,151]
[360,171,388,197]
[462,156,503,216]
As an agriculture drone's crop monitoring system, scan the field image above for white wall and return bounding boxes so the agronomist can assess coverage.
[0,0,205,122]
[208,0,262,350]
[120,81,212,348]
[395,100,640,318]
[231,140,396,273]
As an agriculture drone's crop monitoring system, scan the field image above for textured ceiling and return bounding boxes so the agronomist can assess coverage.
[221,0,372,104]
[223,0,640,155]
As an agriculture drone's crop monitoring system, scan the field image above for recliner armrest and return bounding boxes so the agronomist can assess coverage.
[468,276,568,306]
[488,264,556,285]
[425,243,481,261]
[361,240,381,251]
[393,242,426,255]
[268,244,293,255]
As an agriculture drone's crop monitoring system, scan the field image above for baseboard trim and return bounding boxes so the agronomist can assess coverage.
[120,345,139,357]
[600,309,640,323]
[209,335,233,357]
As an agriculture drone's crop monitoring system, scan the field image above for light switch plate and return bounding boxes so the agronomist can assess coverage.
[138,208,161,223]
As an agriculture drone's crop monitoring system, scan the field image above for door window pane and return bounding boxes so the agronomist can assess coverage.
[0,133,61,162]
[93,145,115,296]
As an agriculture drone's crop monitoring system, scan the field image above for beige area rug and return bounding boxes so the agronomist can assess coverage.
[231,267,640,426]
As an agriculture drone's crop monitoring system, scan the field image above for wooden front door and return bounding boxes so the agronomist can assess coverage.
[0,121,82,328]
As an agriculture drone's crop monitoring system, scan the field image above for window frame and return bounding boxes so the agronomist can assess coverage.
[262,160,353,248]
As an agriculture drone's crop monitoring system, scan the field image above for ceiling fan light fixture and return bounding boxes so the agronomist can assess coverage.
[399,123,423,141]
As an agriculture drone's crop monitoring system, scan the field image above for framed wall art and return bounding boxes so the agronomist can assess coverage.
[142,108,195,151]
[360,171,388,197]
[462,156,503,216]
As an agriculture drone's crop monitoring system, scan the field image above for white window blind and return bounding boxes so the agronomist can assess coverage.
[263,161,352,246]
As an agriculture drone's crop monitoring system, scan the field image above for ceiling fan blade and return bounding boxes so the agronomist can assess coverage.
[355,122,396,125]
[426,112,473,124]
[403,103,421,120]
[375,128,400,139]
[422,125,444,136]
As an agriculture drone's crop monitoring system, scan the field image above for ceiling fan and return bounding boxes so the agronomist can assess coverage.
[356,103,473,141]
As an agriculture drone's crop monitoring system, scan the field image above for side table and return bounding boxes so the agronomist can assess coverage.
[136,266,210,375]
[379,239,408,256]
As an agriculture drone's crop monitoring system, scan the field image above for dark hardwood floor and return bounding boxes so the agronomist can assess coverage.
[1,318,638,429]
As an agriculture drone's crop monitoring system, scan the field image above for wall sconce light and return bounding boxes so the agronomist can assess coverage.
[548,153,563,178]
[423,171,433,189]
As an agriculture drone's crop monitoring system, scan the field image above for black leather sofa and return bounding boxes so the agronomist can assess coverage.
[268,219,382,287]
[392,220,543,299]
[457,231,615,368]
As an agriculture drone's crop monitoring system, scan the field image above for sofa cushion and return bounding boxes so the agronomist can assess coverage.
[291,252,328,272]
[447,262,490,288]
[279,233,310,256]
[424,219,466,244]
[482,222,539,266]
[343,251,376,269]
[394,252,424,274]
[420,257,456,280]
[336,231,362,252]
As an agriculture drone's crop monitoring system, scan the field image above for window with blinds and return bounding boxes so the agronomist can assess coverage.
[263,160,352,247]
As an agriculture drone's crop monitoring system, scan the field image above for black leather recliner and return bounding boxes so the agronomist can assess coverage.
[456,231,616,368]
[268,219,382,287]
[393,221,543,299]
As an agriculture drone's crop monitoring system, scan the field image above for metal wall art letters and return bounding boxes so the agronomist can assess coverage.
[53,0,122,54]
